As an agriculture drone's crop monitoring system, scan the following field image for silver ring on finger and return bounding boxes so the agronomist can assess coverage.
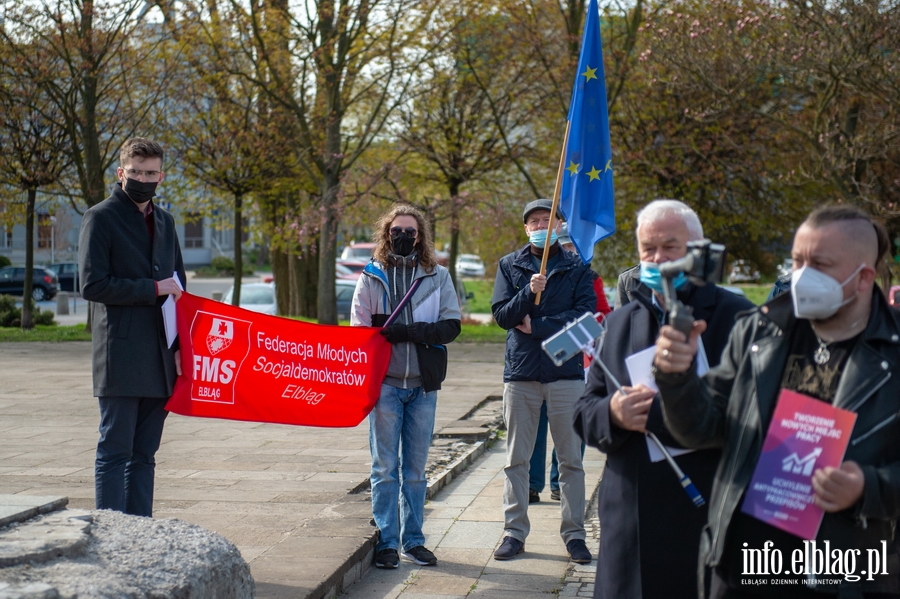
[662,349,670,358]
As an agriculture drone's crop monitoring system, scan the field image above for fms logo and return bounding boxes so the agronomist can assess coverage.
[189,312,252,404]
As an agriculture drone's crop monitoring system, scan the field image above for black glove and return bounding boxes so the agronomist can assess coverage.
[380,324,411,344]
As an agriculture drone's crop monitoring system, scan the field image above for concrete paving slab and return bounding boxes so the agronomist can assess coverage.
[0,495,68,527]
[1,340,606,599]
[404,574,478,595]
[341,435,605,599]
[437,520,505,549]
[336,578,407,599]
[471,573,565,593]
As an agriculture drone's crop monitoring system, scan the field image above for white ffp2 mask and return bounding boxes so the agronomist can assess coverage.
[791,263,865,320]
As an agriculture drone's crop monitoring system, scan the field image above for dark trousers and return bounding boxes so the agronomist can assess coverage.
[95,396,168,517]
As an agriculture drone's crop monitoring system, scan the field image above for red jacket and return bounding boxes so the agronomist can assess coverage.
[594,275,612,318]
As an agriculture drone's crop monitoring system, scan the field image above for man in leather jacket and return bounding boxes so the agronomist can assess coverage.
[654,205,900,598]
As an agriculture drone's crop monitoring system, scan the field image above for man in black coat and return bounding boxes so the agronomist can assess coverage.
[79,137,186,517]
[574,199,753,599]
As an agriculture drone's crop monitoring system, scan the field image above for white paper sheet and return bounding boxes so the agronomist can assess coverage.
[623,339,709,463]
[163,273,184,348]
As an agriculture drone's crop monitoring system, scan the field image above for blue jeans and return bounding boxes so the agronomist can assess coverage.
[369,383,437,552]
[530,401,586,493]
[95,396,169,517]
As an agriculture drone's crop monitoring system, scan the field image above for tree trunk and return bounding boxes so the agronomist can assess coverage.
[300,241,318,318]
[448,182,461,289]
[317,179,340,324]
[287,250,300,315]
[21,187,36,330]
[232,192,243,306]
[271,246,289,316]
[79,2,107,208]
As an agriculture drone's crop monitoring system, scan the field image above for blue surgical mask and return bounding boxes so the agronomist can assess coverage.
[529,229,558,248]
[640,261,688,293]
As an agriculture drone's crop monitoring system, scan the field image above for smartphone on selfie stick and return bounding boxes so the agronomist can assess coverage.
[541,312,706,507]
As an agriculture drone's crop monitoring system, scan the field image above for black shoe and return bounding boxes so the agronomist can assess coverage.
[493,536,525,560]
[529,489,540,504]
[550,488,560,501]
[374,548,399,569]
[402,545,437,566]
[566,539,592,564]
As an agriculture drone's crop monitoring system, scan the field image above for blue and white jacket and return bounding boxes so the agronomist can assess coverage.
[351,258,461,391]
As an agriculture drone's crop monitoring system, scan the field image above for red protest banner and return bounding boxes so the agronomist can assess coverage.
[165,292,391,427]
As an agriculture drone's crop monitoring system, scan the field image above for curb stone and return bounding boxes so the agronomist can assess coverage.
[560,467,602,597]
[310,401,503,599]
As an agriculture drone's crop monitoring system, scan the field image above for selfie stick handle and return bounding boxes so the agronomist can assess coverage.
[662,277,695,339]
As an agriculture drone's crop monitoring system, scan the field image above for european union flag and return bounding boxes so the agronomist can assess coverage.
[558,0,615,263]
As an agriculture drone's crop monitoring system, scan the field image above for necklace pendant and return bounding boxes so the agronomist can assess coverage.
[814,344,831,365]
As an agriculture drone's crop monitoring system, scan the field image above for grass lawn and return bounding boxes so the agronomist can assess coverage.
[458,322,506,343]
[735,284,771,306]
[0,321,507,343]
[0,324,91,342]
[0,282,771,345]
[462,278,494,313]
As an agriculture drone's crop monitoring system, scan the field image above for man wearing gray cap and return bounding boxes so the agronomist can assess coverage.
[491,199,597,563]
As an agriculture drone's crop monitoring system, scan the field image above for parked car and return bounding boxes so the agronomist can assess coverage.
[728,259,760,283]
[221,279,359,321]
[456,254,486,278]
[47,262,80,293]
[222,282,277,315]
[455,279,475,314]
[336,278,358,321]
[340,242,375,261]
[777,258,793,278]
[336,259,368,275]
[604,286,616,308]
[336,262,361,280]
[0,266,59,301]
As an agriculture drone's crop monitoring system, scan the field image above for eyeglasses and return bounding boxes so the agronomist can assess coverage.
[390,226,418,238]
[123,168,161,181]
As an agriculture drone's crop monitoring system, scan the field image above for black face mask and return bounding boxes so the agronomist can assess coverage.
[390,232,416,256]
[122,178,158,204]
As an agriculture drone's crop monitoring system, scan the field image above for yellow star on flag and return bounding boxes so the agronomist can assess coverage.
[566,161,580,176]
[586,166,602,181]
[581,66,597,82]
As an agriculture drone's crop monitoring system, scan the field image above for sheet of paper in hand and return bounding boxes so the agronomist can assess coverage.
[741,389,857,539]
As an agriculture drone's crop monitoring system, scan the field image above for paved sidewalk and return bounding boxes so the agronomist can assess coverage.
[340,437,604,599]
[0,341,603,598]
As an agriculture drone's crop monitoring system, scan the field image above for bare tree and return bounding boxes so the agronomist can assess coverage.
[398,6,519,286]
[0,63,72,328]
[0,0,183,209]
[175,0,440,323]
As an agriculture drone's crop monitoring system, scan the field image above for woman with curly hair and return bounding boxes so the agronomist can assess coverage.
[350,204,461,569]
